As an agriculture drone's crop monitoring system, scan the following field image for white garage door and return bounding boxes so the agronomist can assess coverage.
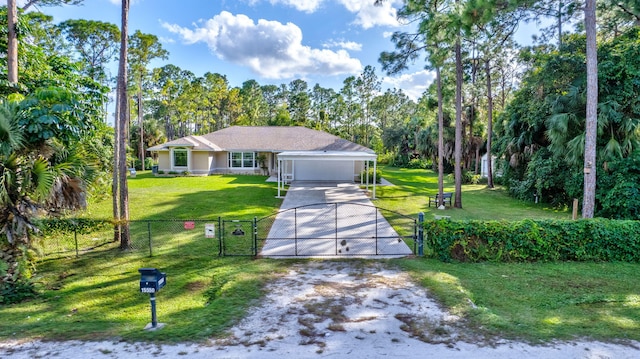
[294,160,354,181]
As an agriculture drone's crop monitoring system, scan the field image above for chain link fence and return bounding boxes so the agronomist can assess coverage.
[33,206,418,260]
[34,219,225,259]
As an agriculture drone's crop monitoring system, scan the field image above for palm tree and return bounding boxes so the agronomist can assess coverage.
[1,101,89,299]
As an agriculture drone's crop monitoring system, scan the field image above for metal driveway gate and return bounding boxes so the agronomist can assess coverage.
[255,203,417,257]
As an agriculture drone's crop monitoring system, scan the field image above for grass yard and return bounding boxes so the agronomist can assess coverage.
[85,172,283,220]
[375,167,570,220]
[5,253,291,341]
[397,259,640,342]
[1,168,639,343]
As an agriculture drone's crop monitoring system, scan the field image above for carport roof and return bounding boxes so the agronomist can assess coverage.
[277,151,377,161]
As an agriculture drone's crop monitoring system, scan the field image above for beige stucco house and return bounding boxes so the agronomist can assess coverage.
[147,126,378,195]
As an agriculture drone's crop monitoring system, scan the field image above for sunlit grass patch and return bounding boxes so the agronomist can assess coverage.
[396,259,640,342]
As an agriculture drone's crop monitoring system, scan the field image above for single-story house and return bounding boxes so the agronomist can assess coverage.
[147,126,378,197]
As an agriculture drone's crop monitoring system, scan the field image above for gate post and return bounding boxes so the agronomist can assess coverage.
[253,216,258,256]
[335,203,339,255]
[418,212,424,256]
[218,217,222,257]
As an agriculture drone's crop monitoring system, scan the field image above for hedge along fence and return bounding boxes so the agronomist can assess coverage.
[424,219,640,262]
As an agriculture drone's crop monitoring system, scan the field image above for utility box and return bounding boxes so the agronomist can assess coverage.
[138,268,166,294]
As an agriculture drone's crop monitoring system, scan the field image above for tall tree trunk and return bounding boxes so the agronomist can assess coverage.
[138,83,145,171]
[112,92,121,243]
[582,0,597,218]
[500,68,507,111]
[486,59,495,188]
[454,39,463,208]
[558,0,563,48]
[436,66,445,207]
[117,0,131,248]
[7,0,18,85]
[470,54,477,173]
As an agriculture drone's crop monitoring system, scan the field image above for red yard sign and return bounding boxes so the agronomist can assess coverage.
[183,221,195,230]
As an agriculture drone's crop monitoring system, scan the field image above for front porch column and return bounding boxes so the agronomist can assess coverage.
[277,158,282,198]
[373,160,377,199]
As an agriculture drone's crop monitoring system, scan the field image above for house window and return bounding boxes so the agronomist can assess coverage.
[228,152,256,168]
[173,148,188,167]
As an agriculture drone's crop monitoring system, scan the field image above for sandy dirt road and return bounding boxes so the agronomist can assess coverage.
[1,261,638,358]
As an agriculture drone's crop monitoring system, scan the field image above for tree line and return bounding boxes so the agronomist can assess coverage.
[378,0,639,218]
[2,0,640,302]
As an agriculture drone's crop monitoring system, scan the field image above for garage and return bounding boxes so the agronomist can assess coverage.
[276,151,377,199]
[294,160,354,181]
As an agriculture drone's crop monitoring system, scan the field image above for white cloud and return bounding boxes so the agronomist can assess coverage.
[158,36,175,44]
[247,0,401,28]
[161,11,362,79]
[269,0,324,13]
[336,0,402,29]
[382,69,436,101]
[323,39,362,51]
[383,31,393,38]
[250,0,401,28]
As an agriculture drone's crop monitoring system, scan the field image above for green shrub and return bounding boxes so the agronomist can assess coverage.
[392,153,410,167]
[157,170,165,174]
[407,158,429,169]
[360,167,382,184]
[424,218,640,262]
[0,278,36,305]
[596,151,640,220]
[503,148,581,207]
[377,152,395,165]
[0,246,37,305]
[133,158,142,171]
[446,170,483,185]
[144,157,155,170]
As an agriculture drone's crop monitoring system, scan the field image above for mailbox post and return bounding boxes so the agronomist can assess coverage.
[138,268,166,330]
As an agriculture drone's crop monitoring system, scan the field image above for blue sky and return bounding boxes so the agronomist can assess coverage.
[33,0,542,100]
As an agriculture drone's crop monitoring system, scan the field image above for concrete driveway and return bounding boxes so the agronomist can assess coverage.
[260,181,414,258]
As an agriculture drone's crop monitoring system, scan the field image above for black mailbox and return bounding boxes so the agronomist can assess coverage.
[138,268,166,294]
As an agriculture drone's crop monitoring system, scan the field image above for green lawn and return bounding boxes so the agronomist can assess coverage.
[1,168,638,343]
[375,167,570,220]
[86,172,283,220]
[396,259,640,342]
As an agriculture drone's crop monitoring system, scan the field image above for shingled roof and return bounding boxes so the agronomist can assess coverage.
[148,126,373,153]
